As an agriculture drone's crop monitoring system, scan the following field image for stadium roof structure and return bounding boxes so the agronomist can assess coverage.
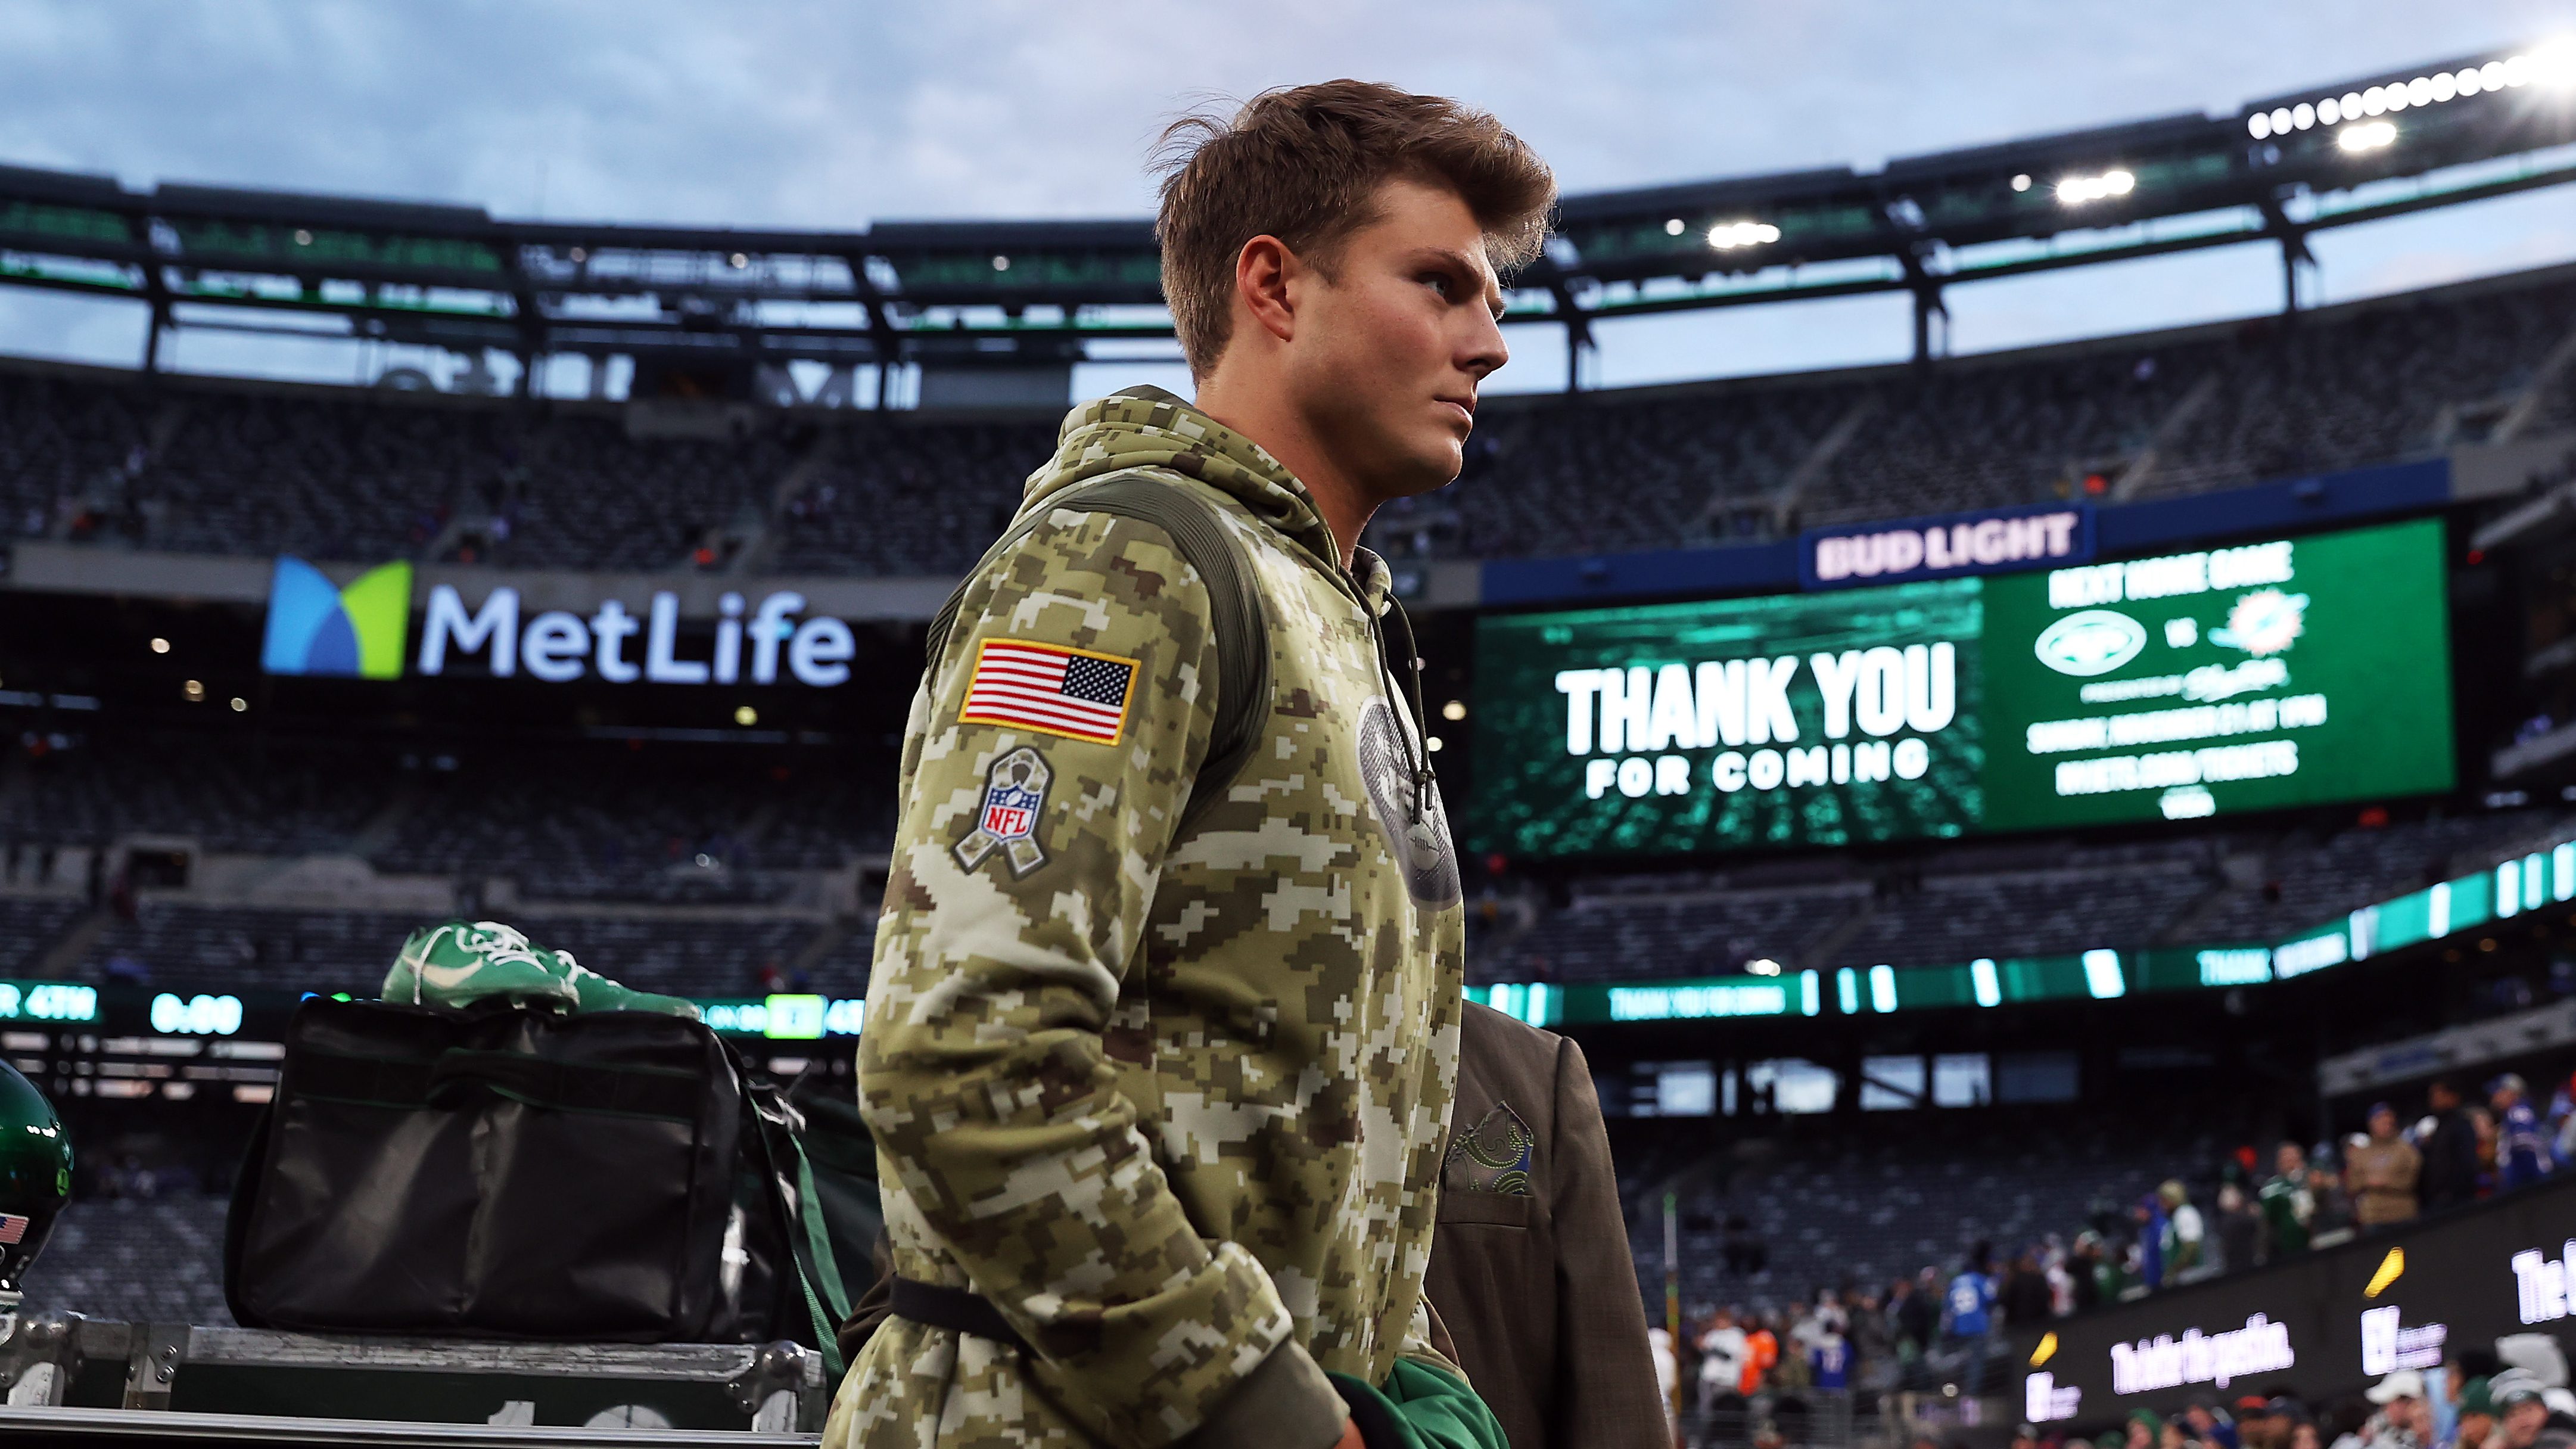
[5,38,2576,394]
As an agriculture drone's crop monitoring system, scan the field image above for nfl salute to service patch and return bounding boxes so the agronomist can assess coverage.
[957,639,1140,745]
[955,745,1053,878]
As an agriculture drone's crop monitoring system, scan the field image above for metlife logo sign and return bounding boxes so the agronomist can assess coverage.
[415,583,854,687]
[260,559,858,689]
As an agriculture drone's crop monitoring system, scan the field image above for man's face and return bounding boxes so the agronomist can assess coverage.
[2386,1396,2422,1434]
[2278,1144,2304,1176]
[2507,1401,2547,1447]
[2370,1109,2397,1140]
[2460,1412,2495,1448]
[1280,178,1508,504]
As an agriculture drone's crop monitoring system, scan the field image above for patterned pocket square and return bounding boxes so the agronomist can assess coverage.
[1444,1103,1536,1197]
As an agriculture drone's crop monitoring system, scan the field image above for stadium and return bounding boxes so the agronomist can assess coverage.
[1,21,2575,1449]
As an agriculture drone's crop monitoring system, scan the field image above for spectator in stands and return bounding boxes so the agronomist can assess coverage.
[2444,1347,2506,1449]
[2447,1378,2496,1449]
[2043,1235,2076,1315]
[1896,1269,1940,1360]
[2070,1232,2110,1311]
[2422,1080,2484,1210]
[2260,1142,2314,1261]
[2186,1395,2242,1449]
[1946,1243,1998,1393]
[2001,1246,2054,1327]
[1741,1310,1780,1396]
[2161,1180,2207,1280]
[2364,1371,2432,1449]
[2350,1103,2423,1227]
[1698,1307,1747,1414]
[2130,1409,2165,1449]
[2236,1398,2281,1449]
[2493,1075,2554,1190]
[1772,1313,1812,1392]
[1849,1288,1894,1390]
[2214,1182,2262,1273]
[2550,1075,2576,1170]
[1810,1317,1851,1392]
[2488,1370,2559,1449]
[2137,1192,2171,1289]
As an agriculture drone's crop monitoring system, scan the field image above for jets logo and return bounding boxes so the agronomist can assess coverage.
[1357,696,1461,908]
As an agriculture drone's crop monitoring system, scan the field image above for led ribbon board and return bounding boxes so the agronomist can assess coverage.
[1469,517,2454,859]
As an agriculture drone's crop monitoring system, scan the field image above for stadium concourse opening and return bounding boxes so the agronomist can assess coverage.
[8,30,2576,1449]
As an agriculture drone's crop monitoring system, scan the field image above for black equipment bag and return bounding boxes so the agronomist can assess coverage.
[225,998,849,1365]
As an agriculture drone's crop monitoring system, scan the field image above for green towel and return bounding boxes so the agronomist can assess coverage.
[1327,1359,1509,1449]
[384,920,700,1019]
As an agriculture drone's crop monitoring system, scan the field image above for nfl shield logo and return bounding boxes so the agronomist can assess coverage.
[981,783,1040,841]
[956,745,1053,878]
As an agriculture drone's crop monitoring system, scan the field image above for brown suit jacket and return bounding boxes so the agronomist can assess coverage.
[1424,1001,1667,1449]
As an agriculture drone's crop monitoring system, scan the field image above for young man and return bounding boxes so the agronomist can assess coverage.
[830,83,1553,1449]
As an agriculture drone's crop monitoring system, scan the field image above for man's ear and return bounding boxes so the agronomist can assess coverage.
[1234,234,1298,346]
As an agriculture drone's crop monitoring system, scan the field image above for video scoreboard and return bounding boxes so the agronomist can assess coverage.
[1469,517,2455,859]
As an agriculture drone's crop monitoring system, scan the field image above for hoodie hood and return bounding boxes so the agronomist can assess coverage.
[1026,385,1351,587]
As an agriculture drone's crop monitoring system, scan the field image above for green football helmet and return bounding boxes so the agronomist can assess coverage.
[0,1062,71,1307]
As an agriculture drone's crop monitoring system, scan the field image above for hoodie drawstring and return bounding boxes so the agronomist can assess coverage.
[1375,596,1435,821]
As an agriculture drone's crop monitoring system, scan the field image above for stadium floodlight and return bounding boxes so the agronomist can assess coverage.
[2339,120,2398,153]
[2011,173,2031,191]
[1746,957,1782,976]
[2055,169,2135,204]
[2249,41,2576,142]
[1664,217,1685,235]
[1706,220,1782,250]
[991,254,1011,272]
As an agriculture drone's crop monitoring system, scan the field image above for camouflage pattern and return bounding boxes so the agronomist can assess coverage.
[832,387,1467,1448]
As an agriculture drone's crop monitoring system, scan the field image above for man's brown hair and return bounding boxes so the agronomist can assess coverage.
[1153,80,1555,377]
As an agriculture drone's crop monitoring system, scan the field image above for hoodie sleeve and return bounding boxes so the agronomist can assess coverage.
[858,505,1347,1449]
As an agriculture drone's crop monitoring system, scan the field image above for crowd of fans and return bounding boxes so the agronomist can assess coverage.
[5,262,2575,575]
[1650,1068,2576,1432]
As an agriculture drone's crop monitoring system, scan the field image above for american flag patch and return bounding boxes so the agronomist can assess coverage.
[959,640,1140,745]
[0,1214,28,1245]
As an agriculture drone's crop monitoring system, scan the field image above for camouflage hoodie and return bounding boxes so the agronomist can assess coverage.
[832,386,1468,1449]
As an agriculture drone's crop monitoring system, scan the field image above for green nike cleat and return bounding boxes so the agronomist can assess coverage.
[383,920,698,1019]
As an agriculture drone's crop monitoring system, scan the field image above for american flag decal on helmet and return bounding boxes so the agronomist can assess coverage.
[0,1214,29,1245]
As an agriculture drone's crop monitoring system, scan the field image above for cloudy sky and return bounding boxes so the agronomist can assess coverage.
[4,0,2572,392]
